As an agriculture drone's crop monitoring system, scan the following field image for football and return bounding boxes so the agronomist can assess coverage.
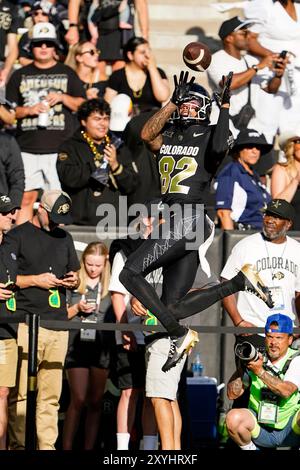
[182,41,212,72]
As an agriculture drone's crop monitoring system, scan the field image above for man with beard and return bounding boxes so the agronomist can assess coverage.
[226,313,300,450]
[222,199,300,352]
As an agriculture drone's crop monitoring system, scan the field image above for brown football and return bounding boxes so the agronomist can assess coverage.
[182,41,212,72]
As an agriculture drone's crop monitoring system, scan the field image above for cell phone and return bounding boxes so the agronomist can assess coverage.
[275,50,287,68]
[5,282,19,292]
[59,273,72,280]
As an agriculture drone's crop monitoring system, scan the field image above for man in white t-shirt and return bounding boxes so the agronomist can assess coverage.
[108,239,158,451]
[222,198,300,356]
[207,16,286,143]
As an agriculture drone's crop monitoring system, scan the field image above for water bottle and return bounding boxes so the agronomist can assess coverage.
[192,352,203,377]
[37,99,50,128]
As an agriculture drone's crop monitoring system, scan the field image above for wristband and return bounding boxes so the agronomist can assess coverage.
[236,319,244,326]
[252,65,259,73]
[69,23,79,28]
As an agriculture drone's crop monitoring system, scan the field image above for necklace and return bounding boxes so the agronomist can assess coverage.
[81,131,110,168]
[262,234,288,284]
[133,88,143,98]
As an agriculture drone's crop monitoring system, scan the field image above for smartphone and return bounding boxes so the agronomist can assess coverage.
[276,50,287,68]
[59,273,72,280]
[5,282,19,292]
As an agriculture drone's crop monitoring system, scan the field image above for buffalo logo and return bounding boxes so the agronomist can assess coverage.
[272,272,284,281]
[39,27,50,34]
[58,152,68,161]
[57,203,70,214]
[272,200,282,209]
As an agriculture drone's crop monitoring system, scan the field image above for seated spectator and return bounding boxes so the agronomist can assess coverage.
[0,129,24,208]
[271,128,300,230]
[215,129,272,230]
[63,241,113,450]
[65,41,107,100]
[56,98,139,225]
[226,313,300,450]
[0,1,19,86]
[104,36,170,116]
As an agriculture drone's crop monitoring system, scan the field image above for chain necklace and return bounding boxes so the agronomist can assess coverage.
[262,234,288,285]
[81,131,110,168]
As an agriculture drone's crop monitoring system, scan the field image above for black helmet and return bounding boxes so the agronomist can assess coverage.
[172,83,212,125]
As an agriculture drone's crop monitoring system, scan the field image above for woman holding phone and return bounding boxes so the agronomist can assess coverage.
[63,241,113,450]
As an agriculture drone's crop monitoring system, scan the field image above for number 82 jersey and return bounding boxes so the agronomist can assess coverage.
[157,123,216,205]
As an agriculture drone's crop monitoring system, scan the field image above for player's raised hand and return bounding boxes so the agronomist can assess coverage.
[171,70,195,106]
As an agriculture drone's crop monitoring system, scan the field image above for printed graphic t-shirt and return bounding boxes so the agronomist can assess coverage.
[6,62,86,153]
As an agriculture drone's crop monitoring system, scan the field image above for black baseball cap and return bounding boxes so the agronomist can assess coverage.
[263,199,295,223]
[0,194,20,214]
[40,190,73,225]
[232,129,273,155]
[218,16,255,40]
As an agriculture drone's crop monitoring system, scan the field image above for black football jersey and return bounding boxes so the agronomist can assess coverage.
[157,122,217,204]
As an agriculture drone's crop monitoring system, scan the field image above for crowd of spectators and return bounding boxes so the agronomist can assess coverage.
[1,0,300,452]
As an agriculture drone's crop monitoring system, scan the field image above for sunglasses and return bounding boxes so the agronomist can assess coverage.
[292,139,300,144]
[33,41,55,48]
[80,49,100,57]
[33,10,48,16]
[0,208,17,216]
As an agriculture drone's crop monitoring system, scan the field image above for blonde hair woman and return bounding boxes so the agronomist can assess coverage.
[271,130,300,229]
[63,241,113,450]
[65,41,107,100]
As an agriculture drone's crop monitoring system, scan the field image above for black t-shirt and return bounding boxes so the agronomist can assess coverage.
[107,67,167,113]
[3,222,80,323]
[6,62,86,153]
[0,1,19,61]
[0,239,19,339]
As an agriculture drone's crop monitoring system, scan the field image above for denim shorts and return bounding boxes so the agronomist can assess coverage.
[250,409,300,448]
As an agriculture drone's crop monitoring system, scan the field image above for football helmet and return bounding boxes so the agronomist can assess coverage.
[172,83,212,125]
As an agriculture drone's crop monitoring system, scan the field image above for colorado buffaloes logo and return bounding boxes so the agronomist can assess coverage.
[39,27,50,34]
[272,272,284,281]
[57,203,70,214]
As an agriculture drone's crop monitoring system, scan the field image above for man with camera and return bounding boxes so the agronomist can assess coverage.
[226,313,300,450]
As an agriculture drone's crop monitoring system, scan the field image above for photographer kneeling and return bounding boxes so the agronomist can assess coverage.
[226,313,300,450]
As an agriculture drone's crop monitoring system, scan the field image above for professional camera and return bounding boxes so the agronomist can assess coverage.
[234,341,260,363]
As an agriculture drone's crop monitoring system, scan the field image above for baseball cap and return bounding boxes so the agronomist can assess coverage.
[218,16,255,40]
[262,198,295,222]
[265,313,293,335]
[232,129,273,155]
[31,1,51,14]
[31,22,58,47]
[109,94,133,132]
[0,195,20,214]
[40,190,72,224]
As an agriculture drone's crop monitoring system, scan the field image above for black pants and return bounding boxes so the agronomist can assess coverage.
[120,207,244,337]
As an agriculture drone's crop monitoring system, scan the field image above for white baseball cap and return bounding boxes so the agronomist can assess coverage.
[31,22,58,47]
[109,94,133,132]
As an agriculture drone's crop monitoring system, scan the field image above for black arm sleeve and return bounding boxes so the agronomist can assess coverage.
[205,107,230,174]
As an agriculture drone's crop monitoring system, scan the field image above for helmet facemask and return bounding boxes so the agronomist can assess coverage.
[171,86,212,125]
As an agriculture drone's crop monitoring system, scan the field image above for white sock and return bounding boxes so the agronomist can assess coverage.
[240,441,257,450]
[117,432,130,450]
[142,434,158,450]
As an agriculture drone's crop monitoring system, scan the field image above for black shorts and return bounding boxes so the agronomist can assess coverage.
[116,344,146,390]
[64,330,114,370]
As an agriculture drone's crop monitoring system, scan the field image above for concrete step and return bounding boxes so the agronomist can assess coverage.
[149,18,225,38]
[150,33,199,49]
[148,4,226,21]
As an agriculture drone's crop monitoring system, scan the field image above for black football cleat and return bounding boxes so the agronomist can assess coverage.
[162,328,199,372]
[241,264,274,308]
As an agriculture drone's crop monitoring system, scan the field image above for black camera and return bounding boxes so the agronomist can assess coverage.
[234,341,260,363]
[261,388,278,404]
